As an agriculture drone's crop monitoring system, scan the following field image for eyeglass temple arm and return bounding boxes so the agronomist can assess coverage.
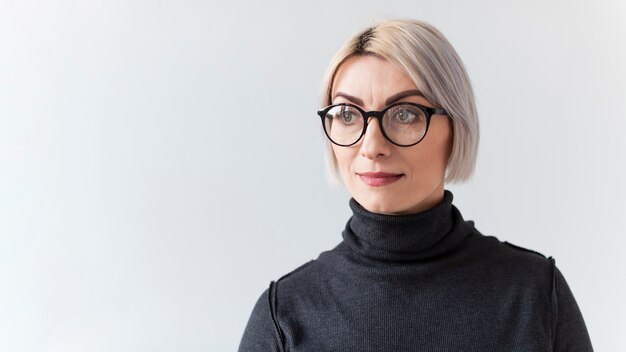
[432,108,447,115]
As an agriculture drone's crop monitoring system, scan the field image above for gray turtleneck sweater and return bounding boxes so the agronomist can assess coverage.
[238,190,593,351]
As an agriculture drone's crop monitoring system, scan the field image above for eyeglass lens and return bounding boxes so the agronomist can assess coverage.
[323,104,428,146]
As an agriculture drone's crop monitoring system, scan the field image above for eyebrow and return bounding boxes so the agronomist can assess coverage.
[332,92,364,106]
[385,89,425,105]
[332,89,425,107]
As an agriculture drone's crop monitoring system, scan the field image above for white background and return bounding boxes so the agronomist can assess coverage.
[1,0,624,351]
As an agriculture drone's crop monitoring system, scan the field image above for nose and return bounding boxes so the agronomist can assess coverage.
[359,116,391,160]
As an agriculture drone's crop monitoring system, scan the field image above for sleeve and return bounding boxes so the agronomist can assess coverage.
[238,282,285,352]
[551,261,594,352]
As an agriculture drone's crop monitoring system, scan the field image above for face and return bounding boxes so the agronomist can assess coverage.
[330,55,453,215]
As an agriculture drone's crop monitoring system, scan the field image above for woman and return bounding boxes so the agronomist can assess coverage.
[238,19,593,351]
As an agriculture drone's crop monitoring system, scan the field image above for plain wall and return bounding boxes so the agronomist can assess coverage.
[1,0,624,351]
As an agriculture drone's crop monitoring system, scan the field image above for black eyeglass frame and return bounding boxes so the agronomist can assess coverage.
[317,102,448,147]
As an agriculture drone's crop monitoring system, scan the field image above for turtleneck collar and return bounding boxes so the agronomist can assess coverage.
[341,189,472,262]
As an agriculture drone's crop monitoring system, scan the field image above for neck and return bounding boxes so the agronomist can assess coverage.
[342,189,472,262]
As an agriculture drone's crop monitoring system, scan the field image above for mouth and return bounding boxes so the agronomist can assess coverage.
[356,172,404,187]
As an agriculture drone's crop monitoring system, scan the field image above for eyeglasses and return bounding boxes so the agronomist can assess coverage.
[317,102,448,147]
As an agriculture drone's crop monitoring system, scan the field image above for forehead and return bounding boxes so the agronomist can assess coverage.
[331,55,417,105]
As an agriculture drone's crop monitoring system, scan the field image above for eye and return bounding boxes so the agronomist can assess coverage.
[334,106,361,125]
[392,107,419,123]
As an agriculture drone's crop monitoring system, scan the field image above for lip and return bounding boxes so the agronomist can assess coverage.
[357,172,404,186]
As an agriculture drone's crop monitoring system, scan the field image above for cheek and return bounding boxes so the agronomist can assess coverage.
[332,146,354,178]
[421,130,453,175]
[405,133,452,179]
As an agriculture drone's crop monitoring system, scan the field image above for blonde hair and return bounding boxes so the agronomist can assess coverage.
[320,19,479,185]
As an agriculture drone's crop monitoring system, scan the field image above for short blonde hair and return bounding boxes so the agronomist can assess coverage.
[320,19,479,185]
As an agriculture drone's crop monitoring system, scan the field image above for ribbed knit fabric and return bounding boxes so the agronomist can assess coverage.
[238,190,593,352]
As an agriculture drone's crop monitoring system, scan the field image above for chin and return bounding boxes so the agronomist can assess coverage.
[356,194,403,215]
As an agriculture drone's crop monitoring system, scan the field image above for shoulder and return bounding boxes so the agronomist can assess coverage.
[249,259,322,320]
[463,230,556,287]
[497,239,553,269]
[501,240,549,260]
[271,258,325,295]
[275,259,318,282]
[457,227,553,282]
[270,243,344,291]
[264,245,349,307]
[465,227,551,265]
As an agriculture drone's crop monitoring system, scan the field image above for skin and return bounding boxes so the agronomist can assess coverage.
[330,54,453,215]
